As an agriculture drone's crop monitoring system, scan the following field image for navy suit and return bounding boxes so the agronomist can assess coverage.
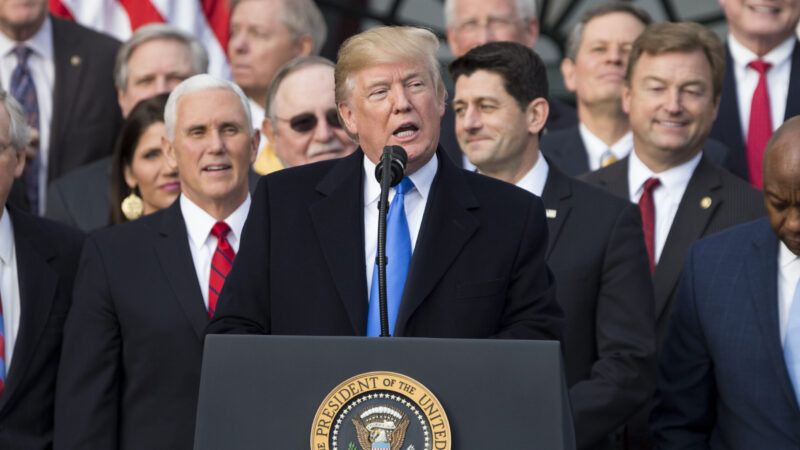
[652,218,800,449]
[709,41,800,182]
[207,149,563,341]
[0,208,83,450]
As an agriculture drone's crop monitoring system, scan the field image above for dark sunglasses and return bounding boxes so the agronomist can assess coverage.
[279,109,342,133]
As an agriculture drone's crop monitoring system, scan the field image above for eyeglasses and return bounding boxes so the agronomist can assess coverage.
[277,109,342,133]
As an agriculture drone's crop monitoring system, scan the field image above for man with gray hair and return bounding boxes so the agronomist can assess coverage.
[55,74,257,450]
[228,0,327,174]
[262,56,356,168]
[0,88,83,448]
[45,23,208,231]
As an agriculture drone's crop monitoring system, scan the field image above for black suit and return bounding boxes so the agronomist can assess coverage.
[582,154,765,449]
[0,208,83,450]
[541,164,655,450]
[55,202,215,450]
[541,125,732,177]
[9,16,122,212]
[710,41,800,182]
[208,149,563,341]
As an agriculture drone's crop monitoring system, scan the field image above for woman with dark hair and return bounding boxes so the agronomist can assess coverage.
[110,93,179,224]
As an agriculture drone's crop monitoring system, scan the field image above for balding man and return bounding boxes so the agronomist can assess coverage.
[652,116,800,449]
[262,56,356,168]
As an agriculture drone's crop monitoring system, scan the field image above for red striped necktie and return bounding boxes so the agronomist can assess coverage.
[208,221,235,318]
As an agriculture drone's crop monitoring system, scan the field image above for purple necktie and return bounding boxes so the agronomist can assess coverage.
[10,45,40,213]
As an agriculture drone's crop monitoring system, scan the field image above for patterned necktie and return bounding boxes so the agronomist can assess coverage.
[0,291,6,397]
[785,276,800,406]
[746,59,772,189]
[9,46,40,213]
[367,177,414,336]
[600,149,618,168]
[638,177,661,274]
[208,221,235,318]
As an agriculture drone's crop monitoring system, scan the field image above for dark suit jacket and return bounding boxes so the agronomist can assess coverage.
[0,208,83,450]
[542,164,655,450]
[55,202,213,450]
[45,156,262,232]
[710,41,800,181]
[541,125,731,177]
[652,218,800,449]
[207,149,563,342]
[9,16,122,212]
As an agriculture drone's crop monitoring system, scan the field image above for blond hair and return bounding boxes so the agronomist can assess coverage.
[334,26,447,106]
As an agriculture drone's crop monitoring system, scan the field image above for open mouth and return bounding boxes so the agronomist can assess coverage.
[393,123,419,140]
[747,4,781,14]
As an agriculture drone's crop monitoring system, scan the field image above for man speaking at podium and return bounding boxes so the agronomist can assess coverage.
[208,26,562,341]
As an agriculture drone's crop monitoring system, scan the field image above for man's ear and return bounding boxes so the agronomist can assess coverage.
[621,85,632,115]
[162,136,178,171]
[297,34,314,57]
[526,98,549,136]
[12,147,25,178]
[337,101,358,137]
[249,129,260,164]
[561,58,577,93]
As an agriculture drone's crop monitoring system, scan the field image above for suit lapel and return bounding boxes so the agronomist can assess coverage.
[154,202,208,341]
[593,156,630,200]
[546,126,590,176]
[48,16,85,179]
[0,211,58,411]
[394,151,479,335]
[540,164,573,259]
[746,220,800,413]
[653,158,720,320]
[309,151,368,334]
[785,40,800,121]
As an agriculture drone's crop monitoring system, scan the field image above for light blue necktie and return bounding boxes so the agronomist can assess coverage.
[784,276,800,405]
[367,177,413,336]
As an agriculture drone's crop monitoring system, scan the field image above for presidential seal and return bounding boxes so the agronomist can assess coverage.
[311,371,451,450]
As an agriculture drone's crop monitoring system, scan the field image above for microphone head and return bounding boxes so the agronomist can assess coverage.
[375,145,408,187]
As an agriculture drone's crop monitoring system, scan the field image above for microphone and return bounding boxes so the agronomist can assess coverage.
[374,145,408,187]
[374,146,408,337]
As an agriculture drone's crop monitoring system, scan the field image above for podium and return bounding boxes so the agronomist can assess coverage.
[195,335,575,449]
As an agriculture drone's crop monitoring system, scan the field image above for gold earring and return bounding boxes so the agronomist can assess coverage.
[121,192,144,221]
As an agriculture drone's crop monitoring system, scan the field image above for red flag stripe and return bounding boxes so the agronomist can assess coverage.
[118,0,166,30]
[201,0,230,57]
[49,0,75,20]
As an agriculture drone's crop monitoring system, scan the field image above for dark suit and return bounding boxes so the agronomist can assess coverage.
[541,125,731,177]
[45,156,262,232]
[710,41,800,182]
[55,202,214,450]
[207,149,563,341]
[0,208,83,450]
[582,154,765,449]
[652,218,800,449]
[9,16,122,212]
[541,164,655,450]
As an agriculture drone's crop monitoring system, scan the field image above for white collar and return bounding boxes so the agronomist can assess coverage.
[515,150,549,197]
[728,33,795,69]
[180,194,251,249]
[578,122,633,156]
[0,206,13,266]
[780,240,800,270]
[363,151,438,206]
[629,149,702,197]
[0,16,53,62]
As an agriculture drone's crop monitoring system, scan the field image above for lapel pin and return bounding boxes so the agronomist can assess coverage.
[70,55,81,66]
[546,209,557,219]
[700,196,712,209]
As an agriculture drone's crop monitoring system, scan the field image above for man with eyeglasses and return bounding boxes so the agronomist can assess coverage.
[262,56,356,168]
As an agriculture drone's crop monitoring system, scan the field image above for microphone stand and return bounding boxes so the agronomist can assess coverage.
[376,153,393,337]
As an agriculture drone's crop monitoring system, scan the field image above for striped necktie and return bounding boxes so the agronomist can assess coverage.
[367,177,414,336]
[208,221,235,318]
[10,46,40,213]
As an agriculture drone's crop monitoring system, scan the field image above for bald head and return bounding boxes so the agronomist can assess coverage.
[763,116,800,256]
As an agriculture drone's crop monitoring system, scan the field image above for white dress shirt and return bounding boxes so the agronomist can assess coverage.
[363,153,438,295]
[0,207,21,369]
[628,150,702,264]
[0,18,55,214]
[181,194,251,310]
[778,242,800,345]
[728,34,794,141]
[579,123,633,171]
[515,150,549,197]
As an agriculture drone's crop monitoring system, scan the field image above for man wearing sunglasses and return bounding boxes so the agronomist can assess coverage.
[262,56,356,168]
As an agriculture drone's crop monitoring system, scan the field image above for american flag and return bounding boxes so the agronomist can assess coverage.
[48,0,231,79]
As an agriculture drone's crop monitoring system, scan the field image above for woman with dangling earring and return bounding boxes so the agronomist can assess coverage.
[110,93,179,224]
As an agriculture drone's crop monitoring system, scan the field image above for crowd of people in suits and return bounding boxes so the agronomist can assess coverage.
[0,0,798,449]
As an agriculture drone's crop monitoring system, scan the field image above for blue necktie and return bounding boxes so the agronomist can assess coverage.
[784,276,800,406]
[10,46,40,214]
[367,177,413,336]
[0,290,6,396]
